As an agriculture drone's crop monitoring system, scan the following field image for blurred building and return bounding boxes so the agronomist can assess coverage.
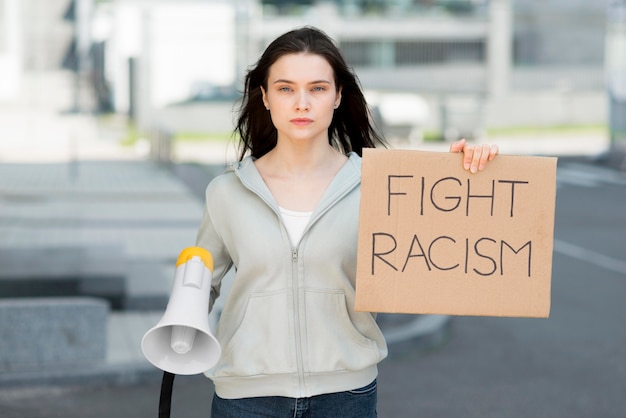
[0,0,616,140]
[0,0,74,107]
[252,0,608,138]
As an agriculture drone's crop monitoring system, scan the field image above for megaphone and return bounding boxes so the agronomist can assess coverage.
[141,247,221,375]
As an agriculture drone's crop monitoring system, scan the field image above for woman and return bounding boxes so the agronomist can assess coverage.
[196,26,498,418]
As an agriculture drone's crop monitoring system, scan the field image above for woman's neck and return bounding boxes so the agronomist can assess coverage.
[254,141,348,211]
[260,141,345,178]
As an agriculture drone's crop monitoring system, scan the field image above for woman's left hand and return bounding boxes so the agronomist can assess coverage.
[449,138,499,174]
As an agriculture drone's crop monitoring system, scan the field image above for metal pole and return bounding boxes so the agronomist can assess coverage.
[606,0,626,151]
[486,0,512,98]
[73,0,94,114]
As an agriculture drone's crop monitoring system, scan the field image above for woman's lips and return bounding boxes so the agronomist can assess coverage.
[290,118,313,126]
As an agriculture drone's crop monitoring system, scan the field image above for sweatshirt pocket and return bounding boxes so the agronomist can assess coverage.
[213,290,297,377]
[304,289,381,374]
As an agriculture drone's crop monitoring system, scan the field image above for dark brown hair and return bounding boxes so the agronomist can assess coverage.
[235,26,386,160]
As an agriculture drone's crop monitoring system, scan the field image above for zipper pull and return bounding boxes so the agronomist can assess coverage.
[292,250,298,261]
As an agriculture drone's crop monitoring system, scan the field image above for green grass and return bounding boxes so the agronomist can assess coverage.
[173,132,234,142]
[423,131,445,142]
[487,124,608,137]
[119,129,235,147]
[120,124,141,147]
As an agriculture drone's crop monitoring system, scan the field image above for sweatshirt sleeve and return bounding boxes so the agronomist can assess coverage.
[195,185,233,313]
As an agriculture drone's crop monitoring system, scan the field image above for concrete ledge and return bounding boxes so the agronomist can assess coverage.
[0,298,109,374]
[0,362,161,389]
[0,246,126,280]
[0,246,127,309]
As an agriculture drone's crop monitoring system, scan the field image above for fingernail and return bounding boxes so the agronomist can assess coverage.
[464,163,470,170]
[471,166,477,173]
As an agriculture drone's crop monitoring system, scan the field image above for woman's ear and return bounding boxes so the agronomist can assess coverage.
[335,86,342,109]
[260,86,269,110]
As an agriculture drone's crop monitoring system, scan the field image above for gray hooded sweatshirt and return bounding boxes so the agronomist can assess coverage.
[196,152,388,399]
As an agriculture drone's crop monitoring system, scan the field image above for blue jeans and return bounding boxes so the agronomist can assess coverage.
[211,379,377,418]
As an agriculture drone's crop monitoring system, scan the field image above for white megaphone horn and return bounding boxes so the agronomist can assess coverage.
[141,247,221,375]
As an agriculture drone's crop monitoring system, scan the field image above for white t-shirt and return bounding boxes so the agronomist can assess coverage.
[279,206,312,247]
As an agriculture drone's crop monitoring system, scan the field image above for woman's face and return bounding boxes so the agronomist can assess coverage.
[261,53,341,146]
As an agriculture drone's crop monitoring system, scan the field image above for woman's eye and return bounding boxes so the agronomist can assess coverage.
[312,86,326,92]
[278,86,292,92]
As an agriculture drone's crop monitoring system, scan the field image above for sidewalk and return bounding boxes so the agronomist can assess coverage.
[0,108,614,388]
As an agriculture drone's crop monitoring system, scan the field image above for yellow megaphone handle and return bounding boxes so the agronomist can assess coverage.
[175,247,214,272]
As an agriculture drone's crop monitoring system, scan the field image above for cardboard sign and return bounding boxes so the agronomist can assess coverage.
[356,149,557,318]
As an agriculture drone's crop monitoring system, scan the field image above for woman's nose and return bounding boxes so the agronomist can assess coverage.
[295,91,310,111]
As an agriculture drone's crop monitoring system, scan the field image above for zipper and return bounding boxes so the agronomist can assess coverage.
[291,247,306,396]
